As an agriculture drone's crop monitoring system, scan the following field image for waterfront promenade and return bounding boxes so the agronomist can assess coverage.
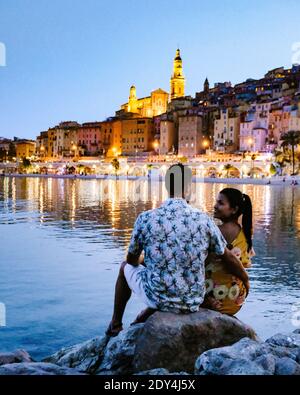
[1,172,299,186]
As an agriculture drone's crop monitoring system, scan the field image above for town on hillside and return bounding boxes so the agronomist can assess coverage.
[1,49,300,179]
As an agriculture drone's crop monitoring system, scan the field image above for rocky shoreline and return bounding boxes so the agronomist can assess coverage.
[1,309,300,375]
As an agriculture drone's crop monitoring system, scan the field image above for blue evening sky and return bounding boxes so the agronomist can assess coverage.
[0,0,299,139]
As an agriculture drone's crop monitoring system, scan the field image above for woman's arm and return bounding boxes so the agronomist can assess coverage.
[220,248,250,296]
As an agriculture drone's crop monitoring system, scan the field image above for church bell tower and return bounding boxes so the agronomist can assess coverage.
[170,49,185,100]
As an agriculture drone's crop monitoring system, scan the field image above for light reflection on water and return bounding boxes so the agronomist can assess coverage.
[0,176,300,359]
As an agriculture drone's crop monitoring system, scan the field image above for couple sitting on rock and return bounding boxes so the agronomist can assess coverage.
[106,164,254,337]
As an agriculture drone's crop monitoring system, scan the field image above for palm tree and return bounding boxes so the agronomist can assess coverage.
[251,154,257,170]
[223,164,232,178]
[146,164,153,178]
[111,158,120,177]
[281,131,300,175]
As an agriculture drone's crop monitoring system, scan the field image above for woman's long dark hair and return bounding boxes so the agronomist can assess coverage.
[220,188,253,252]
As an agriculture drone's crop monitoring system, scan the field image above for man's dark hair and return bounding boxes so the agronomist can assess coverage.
[165,163,192,199]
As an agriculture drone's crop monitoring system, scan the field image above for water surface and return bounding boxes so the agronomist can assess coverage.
[0,176,299,359]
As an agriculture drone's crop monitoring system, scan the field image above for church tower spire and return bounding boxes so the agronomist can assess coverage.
[128,85,137,113]
[170,48,185,100]
[204,77,209,93]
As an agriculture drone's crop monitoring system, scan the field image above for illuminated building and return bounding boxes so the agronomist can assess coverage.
[118,86,168,118]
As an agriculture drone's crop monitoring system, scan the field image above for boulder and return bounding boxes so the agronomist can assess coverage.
[96,324,144,375]
[132,309,258,374]
[195,336,300,375]
[43,336,109,374]
[0,362,85,375]
[266,332,300,348]
[0,350,33,366]
[274,357,300,375]
[195,338,274,375]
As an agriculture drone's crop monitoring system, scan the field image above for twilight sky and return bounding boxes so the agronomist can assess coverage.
[0,0,300,139]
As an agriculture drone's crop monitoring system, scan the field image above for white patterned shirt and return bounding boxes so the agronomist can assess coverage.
[128,198,227,313]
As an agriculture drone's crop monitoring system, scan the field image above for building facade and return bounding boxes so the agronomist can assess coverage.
[15,140,36,160]
[178,114,203,157]
[159,118,176,155]
[120,118,154,156]
[214,108,240,152]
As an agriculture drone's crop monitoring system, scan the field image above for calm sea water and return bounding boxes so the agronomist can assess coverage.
[0,176,300,360]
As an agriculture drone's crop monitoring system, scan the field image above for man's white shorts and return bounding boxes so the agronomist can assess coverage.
[124,263,157,309]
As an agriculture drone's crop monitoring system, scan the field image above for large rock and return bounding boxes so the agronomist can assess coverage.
[0,350,33,366]
[97,324,144,375]
[0,362,85,375]
[266,332,300,349]
[275,357,300,375]
[195,335,300,375]
[195,338,275,375]
[43,336,109,374]
[132,309,258,374]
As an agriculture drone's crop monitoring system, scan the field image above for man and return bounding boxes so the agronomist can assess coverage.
[106,164,249,336]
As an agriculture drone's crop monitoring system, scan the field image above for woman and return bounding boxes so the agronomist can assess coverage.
[202,188,255,316]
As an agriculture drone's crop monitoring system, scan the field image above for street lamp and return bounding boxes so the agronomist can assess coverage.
[153,141,159,156]
[72,144,77,158]
[40,146,45,161]
[202,139,209,151]
[112,147,117,157]
[248,137,254,152]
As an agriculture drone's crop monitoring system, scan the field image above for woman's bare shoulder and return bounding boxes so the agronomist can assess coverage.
[219,222,241,244]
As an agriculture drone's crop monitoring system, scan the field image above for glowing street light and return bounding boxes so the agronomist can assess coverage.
[202,140,209,149]
[71,144,77,158]
[248,137,254,152]
[153,141,159,156]
[112,147,118,157]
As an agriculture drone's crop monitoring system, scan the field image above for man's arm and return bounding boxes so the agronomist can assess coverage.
[126,214,145,267]
[126,252,140,267]
[220,248,250,295]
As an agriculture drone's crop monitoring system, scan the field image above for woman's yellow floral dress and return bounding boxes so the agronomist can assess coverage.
[203,229,254,316]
